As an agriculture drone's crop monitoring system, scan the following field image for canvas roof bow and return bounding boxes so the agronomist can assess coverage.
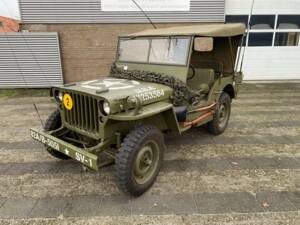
[125,23,246,38]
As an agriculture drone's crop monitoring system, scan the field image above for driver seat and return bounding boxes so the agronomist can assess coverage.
[187,68,215,93]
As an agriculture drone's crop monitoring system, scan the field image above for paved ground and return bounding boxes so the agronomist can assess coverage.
[0,83,299,225]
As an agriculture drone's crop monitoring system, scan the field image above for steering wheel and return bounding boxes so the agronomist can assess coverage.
[187,64,196,80]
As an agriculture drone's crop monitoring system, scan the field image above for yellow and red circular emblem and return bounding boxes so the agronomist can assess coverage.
[63,93,73,110]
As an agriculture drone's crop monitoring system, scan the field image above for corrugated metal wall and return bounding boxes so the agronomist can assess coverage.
[0,33,63,88]
[19,0,225,23]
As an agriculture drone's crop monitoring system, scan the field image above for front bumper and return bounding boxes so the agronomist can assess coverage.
[30,128,98,170]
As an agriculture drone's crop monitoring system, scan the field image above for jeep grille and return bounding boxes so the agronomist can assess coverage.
[62,92,99,135]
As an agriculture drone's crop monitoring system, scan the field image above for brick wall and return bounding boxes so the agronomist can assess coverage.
[22,23,206,83]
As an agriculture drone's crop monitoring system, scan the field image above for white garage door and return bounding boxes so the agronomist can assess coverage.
[242,47,300,80]
[226,0,300,80]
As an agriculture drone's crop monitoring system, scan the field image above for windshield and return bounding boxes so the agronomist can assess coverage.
[118,37,191,66]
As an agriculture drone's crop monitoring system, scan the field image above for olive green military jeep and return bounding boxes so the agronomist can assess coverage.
[30,24,245,196]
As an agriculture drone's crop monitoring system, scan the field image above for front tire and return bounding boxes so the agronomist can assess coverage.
[115,125,165,196]
[206,92,231,135]
[44,110,70,160]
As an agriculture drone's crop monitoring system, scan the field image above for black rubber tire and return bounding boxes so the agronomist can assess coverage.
[206,92,231,135]
[115,125,165,196]
[44,110,70,160]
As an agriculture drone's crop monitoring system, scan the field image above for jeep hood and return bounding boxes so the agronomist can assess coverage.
[59,78,173,104]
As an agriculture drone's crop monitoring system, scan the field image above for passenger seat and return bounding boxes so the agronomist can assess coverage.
[187,68,215,93]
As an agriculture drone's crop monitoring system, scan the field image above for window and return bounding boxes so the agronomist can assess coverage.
[118,37,191,65]
[225,14,300,47]
[248,33,273,46]
[277,15,300,29]
[0,22,3,27]
[149,38,190,65]
[118,39,150,63]
[275,32,300,46]
[225,15,248,46]
[250,15,275,30]
[226,15,249,27]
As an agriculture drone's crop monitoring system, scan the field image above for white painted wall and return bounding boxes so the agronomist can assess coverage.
[0,0,20,20]
[226,0,300,14]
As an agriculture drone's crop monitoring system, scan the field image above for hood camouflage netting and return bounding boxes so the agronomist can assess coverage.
[110,65,201,106]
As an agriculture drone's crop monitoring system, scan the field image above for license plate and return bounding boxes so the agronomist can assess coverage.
[31,130,60,151]
[30,129,98,170]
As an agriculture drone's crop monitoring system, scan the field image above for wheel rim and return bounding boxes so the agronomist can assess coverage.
[133,140,160,185]
[218,103,229,129]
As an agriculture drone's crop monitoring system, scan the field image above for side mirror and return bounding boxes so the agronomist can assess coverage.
[194,37,214,52]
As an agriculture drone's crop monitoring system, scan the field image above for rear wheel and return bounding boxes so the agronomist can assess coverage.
[115,125,165,196]
[44,110,70,160]
[206,92,231,135]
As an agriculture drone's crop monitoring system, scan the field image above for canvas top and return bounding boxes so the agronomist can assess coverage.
[124,23,246,38]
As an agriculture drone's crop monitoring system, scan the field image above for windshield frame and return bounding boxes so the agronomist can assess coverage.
[116,36,192,67]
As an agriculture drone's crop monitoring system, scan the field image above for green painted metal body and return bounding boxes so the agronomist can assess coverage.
[30,31,244,170]
[30,128,99,170]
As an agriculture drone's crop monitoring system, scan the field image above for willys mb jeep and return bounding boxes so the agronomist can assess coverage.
[30,24,246,196]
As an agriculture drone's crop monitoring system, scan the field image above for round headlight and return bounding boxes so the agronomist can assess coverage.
[54,90,63,102]
[103,101,111,115]
[58,92,63,102]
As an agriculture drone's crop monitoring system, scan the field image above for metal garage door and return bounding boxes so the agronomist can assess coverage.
[0,32,63,88]
[18,0,225,23]
[242,47,300,80]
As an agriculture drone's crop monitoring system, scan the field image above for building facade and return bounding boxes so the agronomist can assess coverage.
[19,0,225,84]
[226,0,300,80]
[0,0,299,87]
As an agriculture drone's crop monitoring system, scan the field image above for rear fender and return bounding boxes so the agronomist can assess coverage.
[208,76,236,102]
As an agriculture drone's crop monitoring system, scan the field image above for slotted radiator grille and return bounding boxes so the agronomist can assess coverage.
[63,92,99,134]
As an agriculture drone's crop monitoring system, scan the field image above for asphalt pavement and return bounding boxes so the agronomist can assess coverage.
[0,83,299,225]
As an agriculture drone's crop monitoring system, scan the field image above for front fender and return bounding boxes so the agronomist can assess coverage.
[108,102,181,135]
[109,102,172,121]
